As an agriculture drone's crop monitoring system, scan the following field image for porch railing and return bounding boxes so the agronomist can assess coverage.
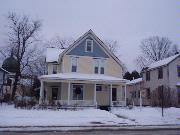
[112,100,126,107]
[55,100,96,107]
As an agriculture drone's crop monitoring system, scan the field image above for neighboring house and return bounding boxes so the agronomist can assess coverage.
[0,67,10,96]
[126,78,150,106]
[39,30,127,108]
[141,54,180,107]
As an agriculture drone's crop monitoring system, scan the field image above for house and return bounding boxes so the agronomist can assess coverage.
[0,67,10,97]
[39,30,127,109]
[140,54,180,107]
[126,78,150,106]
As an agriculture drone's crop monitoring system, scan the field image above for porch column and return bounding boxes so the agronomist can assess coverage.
[94,83,97,107]
[67,81,71,105]
[124,84,127,106]
[39,80,44,104]
[140,90,142,109]
[110,84,112,107]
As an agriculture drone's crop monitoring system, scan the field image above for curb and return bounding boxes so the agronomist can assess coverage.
[0,125,180,132]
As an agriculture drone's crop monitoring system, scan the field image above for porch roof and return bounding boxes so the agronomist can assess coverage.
[39,73,127,84]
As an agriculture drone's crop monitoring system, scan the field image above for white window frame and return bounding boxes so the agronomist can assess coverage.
[71,56,78,72]
[85,39,93,52]
[52,64,58,74]
[72,84,84,100]
[93,58,106,74]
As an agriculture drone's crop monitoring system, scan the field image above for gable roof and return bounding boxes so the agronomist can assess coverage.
[147,54,180,70]
[59,29,125,70]
[46,47,65,63]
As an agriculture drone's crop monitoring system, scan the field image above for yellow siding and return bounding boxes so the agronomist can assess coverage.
[62,55,123,78]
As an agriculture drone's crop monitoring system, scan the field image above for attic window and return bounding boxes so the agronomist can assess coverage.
[85,39,93,52]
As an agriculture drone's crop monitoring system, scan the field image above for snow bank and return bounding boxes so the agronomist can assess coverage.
[111,107,180,125]
[0,105,132,126]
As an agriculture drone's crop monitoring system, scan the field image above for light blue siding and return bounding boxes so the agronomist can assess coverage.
[67,36,109,58]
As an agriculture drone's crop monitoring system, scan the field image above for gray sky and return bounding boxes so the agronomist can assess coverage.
[0,0,179,71]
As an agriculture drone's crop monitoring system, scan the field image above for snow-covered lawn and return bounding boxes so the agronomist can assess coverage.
[0,105,180,127]
[111,107,180,125]
[0,104,132,126]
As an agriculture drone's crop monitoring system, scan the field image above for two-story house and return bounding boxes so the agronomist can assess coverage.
[141,54,180,107]
[39,30,127,108]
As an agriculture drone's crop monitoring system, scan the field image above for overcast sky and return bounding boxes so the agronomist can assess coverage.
[0,0,179,71]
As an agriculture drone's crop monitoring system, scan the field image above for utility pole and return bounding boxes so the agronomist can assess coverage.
[161,86,164,117]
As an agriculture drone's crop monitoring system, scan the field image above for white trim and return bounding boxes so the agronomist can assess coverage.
[70,56,78,73]
[85,39,93,52]
[72,83,84,100]
[93,58,106,74]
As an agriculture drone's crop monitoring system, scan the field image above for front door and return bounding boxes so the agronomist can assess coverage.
[52,87,58,100]
[112,88,117,101]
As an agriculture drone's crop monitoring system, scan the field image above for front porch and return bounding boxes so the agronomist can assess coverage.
[39,73,127,108]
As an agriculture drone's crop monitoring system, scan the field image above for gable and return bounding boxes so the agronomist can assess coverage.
[66,36,109,58]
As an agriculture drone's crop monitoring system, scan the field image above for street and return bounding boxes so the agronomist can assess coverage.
[1,130,180,135]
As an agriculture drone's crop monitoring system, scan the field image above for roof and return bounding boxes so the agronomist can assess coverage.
[46,47,65,63]
[147,54,180,70]
[0,67,11,74]
[59,29,125,71]
[126,78,142,85]
[39,73,127,83]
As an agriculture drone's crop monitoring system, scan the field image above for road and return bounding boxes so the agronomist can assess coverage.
[0,130,180,135]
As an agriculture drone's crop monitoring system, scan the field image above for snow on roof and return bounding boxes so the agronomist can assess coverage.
[148,54,180,70]
[39,73,127,83]
[126,78,142,85]
[46,47,65,63]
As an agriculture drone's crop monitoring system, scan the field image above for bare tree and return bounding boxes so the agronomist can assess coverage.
[46,36,74,49]
[136,36,179,70]
[5,12,42,100]
[104,40,120,55]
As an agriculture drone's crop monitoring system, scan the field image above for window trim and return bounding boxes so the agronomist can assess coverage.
[71,56,78,72]
[72,84,84,100]
[52,64,58,74]
[93,58,106,74]
[85,39,93,52]
[146,71,150,81]
[158,67,163,79]
[177,65,180,77]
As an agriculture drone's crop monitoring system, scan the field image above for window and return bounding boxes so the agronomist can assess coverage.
[146,88,151,99]
[71,57,78,72]
[96,85,102,91]
[158,67,163,79]
[138,90,140,98]
[52,64,57,74]
[85,39,93,52]
[72,84,83,100]
[94,58,105,74]
[146,71,150,81]
[177,66,180,77]
[52,87,58,100]
[158,85,164,99]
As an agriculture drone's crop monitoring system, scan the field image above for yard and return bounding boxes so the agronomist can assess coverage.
[0,104,180,127]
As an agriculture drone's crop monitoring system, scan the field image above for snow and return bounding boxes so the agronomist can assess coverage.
[0,105,180,127]
[46,47,65,63]
[0,104,132,126]
[148,54,180,70]
[111,107,180,125]
[39,73,127,83]
[126,78,142,85]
